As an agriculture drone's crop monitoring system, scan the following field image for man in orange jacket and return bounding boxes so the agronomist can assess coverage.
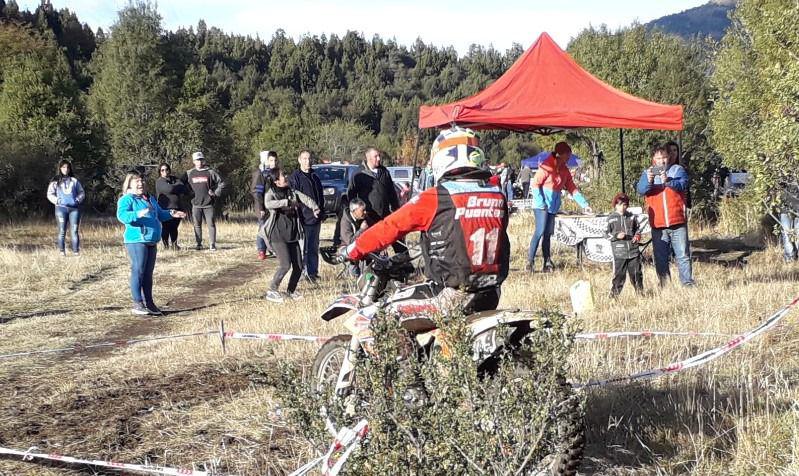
[636,144,695,287]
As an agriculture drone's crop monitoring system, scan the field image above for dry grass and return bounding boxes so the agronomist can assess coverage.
[0,213,797,475]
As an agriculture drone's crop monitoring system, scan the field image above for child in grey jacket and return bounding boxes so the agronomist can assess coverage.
[606,193,643,297]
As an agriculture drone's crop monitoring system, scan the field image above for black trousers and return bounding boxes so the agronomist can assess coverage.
[270,240,302,293]
[161,216,180,246]
[611,255,643,297]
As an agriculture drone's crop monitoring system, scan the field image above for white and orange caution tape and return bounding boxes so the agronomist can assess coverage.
[575,330,732,340]
[217,320,328,355]
[0,446,209,475]
[290,419,370,476]
[578,294,799,388]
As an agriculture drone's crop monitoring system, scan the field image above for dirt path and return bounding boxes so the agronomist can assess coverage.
[85,260,270,358]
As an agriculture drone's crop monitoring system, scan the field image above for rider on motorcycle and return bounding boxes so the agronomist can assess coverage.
[342,126,510,331]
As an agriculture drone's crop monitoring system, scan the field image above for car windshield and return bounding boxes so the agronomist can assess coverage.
[314,167,347,181]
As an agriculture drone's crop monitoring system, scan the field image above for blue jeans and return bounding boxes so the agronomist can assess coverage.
[55,206,81,252]
[652,225,694,285]
[125,243,158,305]
[780,212,799,261]
[528,209,556,263]
[301,222,321,277]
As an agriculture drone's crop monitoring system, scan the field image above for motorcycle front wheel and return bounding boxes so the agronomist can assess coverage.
[311,334,353,393]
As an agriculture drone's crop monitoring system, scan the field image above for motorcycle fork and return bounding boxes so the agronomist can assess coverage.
[334,334,361,394]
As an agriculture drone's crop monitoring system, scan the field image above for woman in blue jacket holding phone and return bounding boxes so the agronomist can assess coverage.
[117,172,186,316]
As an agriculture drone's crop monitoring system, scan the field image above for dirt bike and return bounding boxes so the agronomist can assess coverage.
[315,248,585,475]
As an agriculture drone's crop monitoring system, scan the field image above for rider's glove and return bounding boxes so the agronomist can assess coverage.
[335,247,350,264]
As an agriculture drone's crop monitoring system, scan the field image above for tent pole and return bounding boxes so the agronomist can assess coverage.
[619,129,625,194]
[410,128,422,197]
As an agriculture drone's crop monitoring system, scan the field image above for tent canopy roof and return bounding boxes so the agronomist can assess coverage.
[418,33,683,133]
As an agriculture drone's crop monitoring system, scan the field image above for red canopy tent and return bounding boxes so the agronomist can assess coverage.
[418,32,683,133]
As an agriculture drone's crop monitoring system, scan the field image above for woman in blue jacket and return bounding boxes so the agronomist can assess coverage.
[117,172,186,316]
[46,160,85,256]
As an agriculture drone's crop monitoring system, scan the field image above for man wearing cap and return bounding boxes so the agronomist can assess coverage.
[252,150,277,260]
[526,141,592,273]
[183,151,225,251]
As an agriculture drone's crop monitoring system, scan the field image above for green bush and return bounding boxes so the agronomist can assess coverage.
[275,306,584,475]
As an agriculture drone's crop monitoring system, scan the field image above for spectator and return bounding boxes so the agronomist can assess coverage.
[252,150,277,260]
[778,180,799,262]
[347,147,400,225]
[289,149,324,283]
[347,146,404,253]
[46,159,85,256]
[526,142,593,273]
[183,151,225,251]
[155,163,189,250]
[636,144,695,287]
[260,167,321,303]
[117,172,186,315]
[518,165,532,199]
[339,198,369,277]
[606,193,643,297]
[340,198,368,248]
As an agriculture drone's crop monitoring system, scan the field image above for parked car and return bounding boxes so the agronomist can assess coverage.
[387,166,415,189]
[313,163,359,216]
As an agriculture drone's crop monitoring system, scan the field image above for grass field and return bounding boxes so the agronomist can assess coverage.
[0,213,797,475]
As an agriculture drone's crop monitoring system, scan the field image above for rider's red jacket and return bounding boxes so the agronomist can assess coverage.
[347,179,510,291]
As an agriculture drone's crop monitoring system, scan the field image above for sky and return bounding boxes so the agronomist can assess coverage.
[20,0,710,53]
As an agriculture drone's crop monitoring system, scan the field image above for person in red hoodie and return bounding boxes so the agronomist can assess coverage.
[636,144,695,287]
[526,142,592,273]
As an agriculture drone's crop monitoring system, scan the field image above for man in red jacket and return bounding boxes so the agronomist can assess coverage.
[636,144,695,287]
[343,127,510,331]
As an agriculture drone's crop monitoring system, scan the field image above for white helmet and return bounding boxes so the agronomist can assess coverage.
[430,126,486,184]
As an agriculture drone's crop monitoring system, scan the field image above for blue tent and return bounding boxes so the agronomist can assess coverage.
[521,151,581,169]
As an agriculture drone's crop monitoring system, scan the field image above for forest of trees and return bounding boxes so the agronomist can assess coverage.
[0,0,795,221]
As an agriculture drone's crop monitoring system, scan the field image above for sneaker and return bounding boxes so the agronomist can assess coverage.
[305,273,319,285]
[265,290,284,303]
[209,245,217,252]
[542,260,555,273]
[72,251,80,257]
[287,291,303,300]
[131,302,150,315]
[265,250,276,258]
[195,244,203,251]
[258,250,267,261]
[145,303,162,315]
[59,250,66,257]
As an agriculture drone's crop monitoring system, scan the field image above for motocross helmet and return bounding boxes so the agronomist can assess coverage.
[430,126,487,184]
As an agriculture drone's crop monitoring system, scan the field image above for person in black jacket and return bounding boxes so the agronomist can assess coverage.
[155,163,189,249]
[347,147,400,224]
[606,193,643,297]
[346,147,403,252]
[289,149,324,282]
[252,150,277,260]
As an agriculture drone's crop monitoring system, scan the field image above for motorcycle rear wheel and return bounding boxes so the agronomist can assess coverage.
[481,346,585,476]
